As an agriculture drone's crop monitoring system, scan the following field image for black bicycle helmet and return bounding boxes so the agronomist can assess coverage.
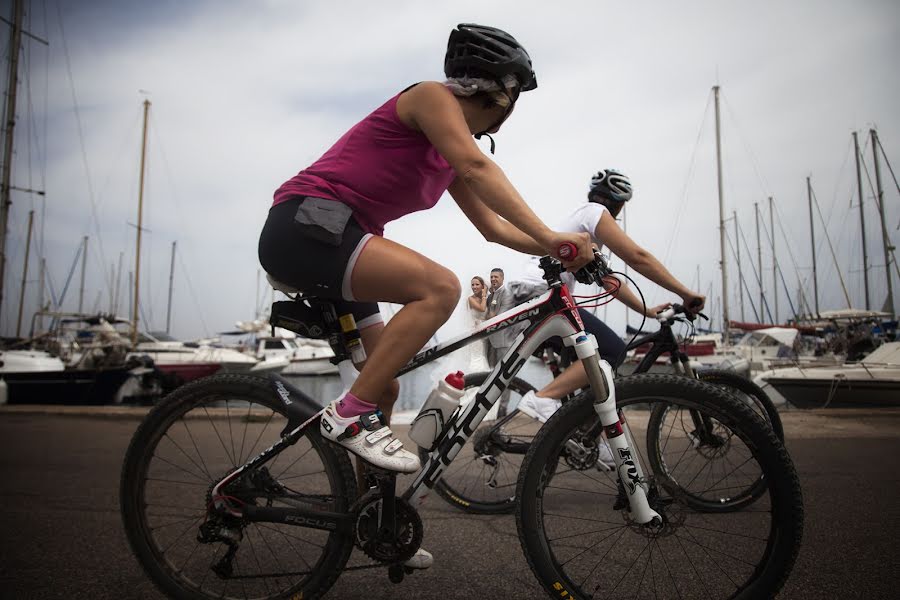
[588,169,632,203]
[444,24,537,92]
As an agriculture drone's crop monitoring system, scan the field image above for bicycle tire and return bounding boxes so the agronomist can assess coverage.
[517,373,803,600]
[696,369,784,441]
[646,369,782,511]
[120,373,357,600]
[419,372,537,514]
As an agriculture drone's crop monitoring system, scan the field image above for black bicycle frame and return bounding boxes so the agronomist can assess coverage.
[211,278,591,526]
[625,323,693,375]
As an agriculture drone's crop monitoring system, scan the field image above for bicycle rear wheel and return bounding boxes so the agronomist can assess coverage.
[419,372,538,514]
[517,373,803,600]
[120,374,357,600]
[647,368,783,511]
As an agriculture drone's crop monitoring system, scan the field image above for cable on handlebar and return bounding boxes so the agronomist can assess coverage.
[609,270,648,374]
[573,275,621,309]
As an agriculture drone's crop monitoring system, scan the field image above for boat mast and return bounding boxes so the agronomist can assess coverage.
[78,236,88,313]
[853,132,871,310]
[623,204,629,330]
[713,86,730,340]
[871,128,895,319]
[769,196,778,323]
[807,176,819,317]
[0,0,25,320]
[755,202,764,320]
[15,208,32,336]
[166,240,176,334]
[113,251,123,316]
[132,100,151,345]
[36,257,45,335]
[733,211,745,321]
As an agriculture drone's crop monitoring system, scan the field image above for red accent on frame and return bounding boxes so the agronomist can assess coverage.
[605,421,624,438]
[560,284,584,329]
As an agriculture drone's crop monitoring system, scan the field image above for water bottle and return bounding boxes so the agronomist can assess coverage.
[408,371,465,449]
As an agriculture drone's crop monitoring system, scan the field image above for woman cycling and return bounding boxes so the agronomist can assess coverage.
[258,24,591,477]
[517,169,706,422]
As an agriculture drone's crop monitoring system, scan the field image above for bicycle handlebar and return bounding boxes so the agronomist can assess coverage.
[557,242,578,260]
[538,248,611,288]
[573,249,613,285]
[656,303,709,324]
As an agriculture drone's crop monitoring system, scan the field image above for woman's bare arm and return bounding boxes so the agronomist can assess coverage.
[398,82,591,266]
[595,211,704,309]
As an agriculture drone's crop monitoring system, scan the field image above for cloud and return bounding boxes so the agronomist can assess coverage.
[2,0,898,339]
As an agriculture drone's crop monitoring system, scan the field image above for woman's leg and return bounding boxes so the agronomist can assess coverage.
[346,236,461,407]
[354,322,401,422]
[536,310,624,399]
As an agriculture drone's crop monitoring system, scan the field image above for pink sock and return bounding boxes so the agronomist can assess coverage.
[336,392,378,418]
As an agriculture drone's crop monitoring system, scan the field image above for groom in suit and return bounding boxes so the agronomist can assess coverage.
[486,268,520,416]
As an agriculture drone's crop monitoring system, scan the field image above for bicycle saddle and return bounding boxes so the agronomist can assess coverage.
[266,274,302,296]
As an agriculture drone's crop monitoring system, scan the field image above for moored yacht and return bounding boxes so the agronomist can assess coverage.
[754,342,900,408]
[130,331,288,383]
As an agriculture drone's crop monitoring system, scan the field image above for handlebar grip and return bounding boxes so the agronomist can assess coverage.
[558,242,577,260]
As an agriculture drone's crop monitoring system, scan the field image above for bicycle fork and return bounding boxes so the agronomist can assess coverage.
[569,333,661,526]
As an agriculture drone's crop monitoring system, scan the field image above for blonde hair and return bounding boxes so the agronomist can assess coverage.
[444,74,518,108]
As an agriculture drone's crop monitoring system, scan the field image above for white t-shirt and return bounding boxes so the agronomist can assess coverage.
[556,202,607,242]
[555,203,608,288]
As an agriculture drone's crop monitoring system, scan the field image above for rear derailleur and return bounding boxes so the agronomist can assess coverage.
[198,466,284,578]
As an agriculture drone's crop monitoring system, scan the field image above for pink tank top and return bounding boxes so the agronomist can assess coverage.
[274,88,457,236]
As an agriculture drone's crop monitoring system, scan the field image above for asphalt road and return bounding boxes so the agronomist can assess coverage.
[0,406,898,599]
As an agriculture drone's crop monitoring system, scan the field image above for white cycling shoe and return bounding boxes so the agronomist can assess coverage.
[319,401,421,474]
[404,548,433,569]
[517,390,562,423]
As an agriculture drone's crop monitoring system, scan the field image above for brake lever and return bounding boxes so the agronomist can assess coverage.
[573,249,611,285]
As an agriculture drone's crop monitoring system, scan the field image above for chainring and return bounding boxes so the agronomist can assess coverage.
[351,489,423,564]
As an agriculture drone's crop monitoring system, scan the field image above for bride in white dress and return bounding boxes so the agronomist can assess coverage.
[466,276,489,372]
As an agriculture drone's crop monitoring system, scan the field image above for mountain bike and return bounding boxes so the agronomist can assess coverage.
[120,248,803,599]
[430,303,784,514]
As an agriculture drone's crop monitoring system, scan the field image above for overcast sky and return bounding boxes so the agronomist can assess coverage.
[1,0,898,342]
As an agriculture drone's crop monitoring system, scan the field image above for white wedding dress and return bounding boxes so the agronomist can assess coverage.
[466,303,489,373]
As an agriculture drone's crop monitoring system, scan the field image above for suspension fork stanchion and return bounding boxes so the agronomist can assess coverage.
[568,333,661,526]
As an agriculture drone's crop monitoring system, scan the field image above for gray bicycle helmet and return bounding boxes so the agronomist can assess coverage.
[444,24,537,92]
[588,169,632,203]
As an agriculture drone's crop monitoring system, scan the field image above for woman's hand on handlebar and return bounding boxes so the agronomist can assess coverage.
[681,292,706,315]
[645,303,672,318]
[547,231,592,270]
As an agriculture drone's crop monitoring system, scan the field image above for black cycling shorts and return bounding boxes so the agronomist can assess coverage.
[258,196,382,328]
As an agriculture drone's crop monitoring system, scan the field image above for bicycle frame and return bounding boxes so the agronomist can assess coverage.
[212,270,662,529]
[625,314,697,377]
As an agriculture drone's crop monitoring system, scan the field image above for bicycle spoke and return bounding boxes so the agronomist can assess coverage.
[180,418,213,480]
[163,431,213,481]
[151,452,208,484]
[202,405,238,467]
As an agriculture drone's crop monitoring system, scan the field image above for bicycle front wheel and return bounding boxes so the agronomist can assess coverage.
[120,373,357,600]
[517,373,803,600]
[419,372,538,514]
